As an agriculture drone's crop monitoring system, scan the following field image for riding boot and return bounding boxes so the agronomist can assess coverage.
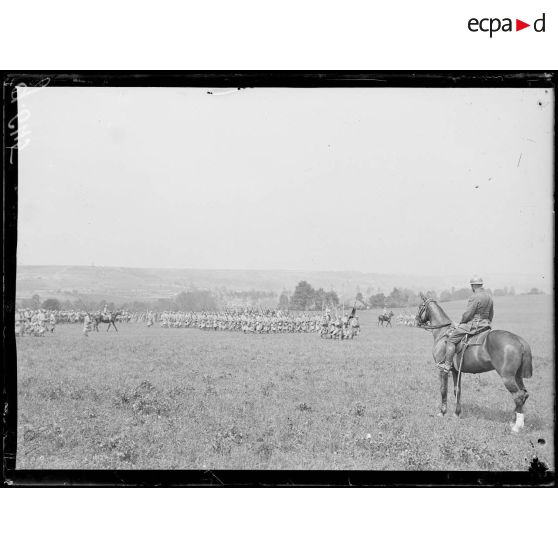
[439,341,456,371]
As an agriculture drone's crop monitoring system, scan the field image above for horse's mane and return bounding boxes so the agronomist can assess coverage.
[428,300,451,323]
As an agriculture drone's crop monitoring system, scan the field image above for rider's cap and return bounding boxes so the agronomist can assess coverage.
[470,275,483,285]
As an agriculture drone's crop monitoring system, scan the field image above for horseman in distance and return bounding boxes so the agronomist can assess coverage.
[437,276,493,372]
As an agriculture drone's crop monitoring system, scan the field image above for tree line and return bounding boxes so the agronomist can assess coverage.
[17,283,540,313]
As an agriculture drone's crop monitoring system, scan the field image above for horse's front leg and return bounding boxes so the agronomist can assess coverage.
[451,369,462,417]
[438,369,448,416]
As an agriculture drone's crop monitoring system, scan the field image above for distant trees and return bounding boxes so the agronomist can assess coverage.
[125,300,150,312]
[451,288,471,301]
[494,287,517,297]
[15,281,530,313]
[19,294,42,309]
[174,289,219,311]
[42,298,61,311]
[524,287,544,295]
[289,281,340,311]
[290,281,315,311]
[369,288,422,309]
[368,293,385,308]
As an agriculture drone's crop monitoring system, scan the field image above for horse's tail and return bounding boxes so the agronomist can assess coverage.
[519,339,533,379]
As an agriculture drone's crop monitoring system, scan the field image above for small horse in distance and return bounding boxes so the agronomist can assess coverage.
[378,311,394,327]
[93,311,122,332]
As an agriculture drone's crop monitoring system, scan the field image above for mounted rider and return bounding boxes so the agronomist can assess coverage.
[438,276,494,372]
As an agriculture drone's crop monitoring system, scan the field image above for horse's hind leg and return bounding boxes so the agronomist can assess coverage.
[511,375,529,432]
[502,376,528,433]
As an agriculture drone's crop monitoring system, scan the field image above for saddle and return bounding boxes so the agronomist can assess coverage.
[451,326,491,364]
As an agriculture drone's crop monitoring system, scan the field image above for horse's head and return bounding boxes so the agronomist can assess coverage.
[415,292,433,327]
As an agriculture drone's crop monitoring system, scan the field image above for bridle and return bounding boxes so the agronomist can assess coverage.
[416,298,452,330]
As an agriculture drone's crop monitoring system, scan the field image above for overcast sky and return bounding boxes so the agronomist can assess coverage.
[17,86,553,278]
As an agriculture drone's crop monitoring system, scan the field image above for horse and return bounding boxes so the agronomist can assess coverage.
[377,311,394,327]
[415,293,533,432]
[93,311,122,332]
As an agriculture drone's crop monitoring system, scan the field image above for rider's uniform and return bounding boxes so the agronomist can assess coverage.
[439,280,494,371]
[448,288,494,344]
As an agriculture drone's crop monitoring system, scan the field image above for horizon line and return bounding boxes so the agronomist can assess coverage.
[15,263,550,279]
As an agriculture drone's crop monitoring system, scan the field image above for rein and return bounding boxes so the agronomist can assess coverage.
[417,322,452,330]
[416,298,452,330]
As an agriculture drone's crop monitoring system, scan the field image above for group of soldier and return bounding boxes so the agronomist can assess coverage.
[395,311,416,327]
[319,310,360,340]
[14,304,364,339]
[160,310,324,334]
[14,309,57,336]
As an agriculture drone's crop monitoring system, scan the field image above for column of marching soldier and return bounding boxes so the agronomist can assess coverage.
[159,309,360,338]
[14,307,361,339]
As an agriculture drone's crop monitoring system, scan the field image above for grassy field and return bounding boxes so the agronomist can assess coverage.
[16,295,554,471]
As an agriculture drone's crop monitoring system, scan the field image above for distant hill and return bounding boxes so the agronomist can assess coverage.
[15,265,551,303]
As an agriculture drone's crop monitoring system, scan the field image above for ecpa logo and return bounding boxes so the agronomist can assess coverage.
[468,13,546,37]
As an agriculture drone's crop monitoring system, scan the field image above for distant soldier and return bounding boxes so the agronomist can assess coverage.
[438,276,494,372]
[49,312,56,333]
[37,309,46,327]
[321,311,330,333]
[341,313,349,338]
[83,313,92,336]
[350,314,360,336]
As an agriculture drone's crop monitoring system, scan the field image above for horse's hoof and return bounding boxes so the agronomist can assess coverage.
[437,412,445,418]
[452,413,461,419]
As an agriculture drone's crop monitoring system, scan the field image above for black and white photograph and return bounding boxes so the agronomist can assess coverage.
[4,74,555,480]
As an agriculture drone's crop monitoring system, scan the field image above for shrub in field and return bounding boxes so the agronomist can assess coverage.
[113,380,172,417]
[297,402,312,412]
[256,442,274,461]
[100,435,138,464]
[212,426,246,455]
[353,403,366,417]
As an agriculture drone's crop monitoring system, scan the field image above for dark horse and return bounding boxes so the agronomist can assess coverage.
[415,293,532,432]
[378,311,394,327]
[93,311,121,332]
